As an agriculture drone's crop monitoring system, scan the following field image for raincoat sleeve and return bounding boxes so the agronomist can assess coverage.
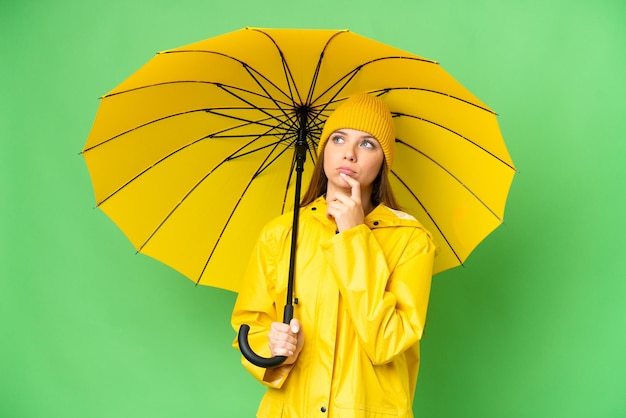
[320,224,435,365]
[230,222,295,388]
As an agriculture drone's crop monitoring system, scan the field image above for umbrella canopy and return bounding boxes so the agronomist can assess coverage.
[82,27,516,293]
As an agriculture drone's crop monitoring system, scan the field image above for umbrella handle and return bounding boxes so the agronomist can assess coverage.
[237,324,287,368]
[237,304,294,368]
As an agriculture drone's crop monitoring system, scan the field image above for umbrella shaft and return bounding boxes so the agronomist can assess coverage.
[284,110,309,323]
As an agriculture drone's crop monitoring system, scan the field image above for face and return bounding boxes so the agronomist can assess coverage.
[323,128,384,193]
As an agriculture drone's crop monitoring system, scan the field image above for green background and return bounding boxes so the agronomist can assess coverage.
[2,0,625,416]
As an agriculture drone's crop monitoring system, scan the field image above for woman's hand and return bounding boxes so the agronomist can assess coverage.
[268,318,304,365]
[326,173,365,232]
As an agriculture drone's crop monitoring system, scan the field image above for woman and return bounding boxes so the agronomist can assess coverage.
[231,93,436,417]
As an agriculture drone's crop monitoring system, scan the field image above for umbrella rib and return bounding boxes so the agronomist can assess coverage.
[255,134,298,176]
[137,125,285,255]
[83,106,286,154]
[303,29,347,106]
[270,127,322,215]
[311,67,362,110]
[309,56,494,114]
[376,86,496,115]
[196,133,296,284]
[220,105,302,161]
[395,113,516,171]
[305,132,321,165]
[156,48,298,107]
[391,171,464,267]
[94,112,286,207]
[309,57,419,104]
[217,81,293,125]
[207,106,291,132]
[395,138,503,222]
[248,28,304,107]
[298,73,361,135]
[103,79,293,109]
[305,58,323,106]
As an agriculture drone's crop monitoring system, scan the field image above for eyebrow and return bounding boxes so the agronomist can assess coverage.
[333,129,377,141]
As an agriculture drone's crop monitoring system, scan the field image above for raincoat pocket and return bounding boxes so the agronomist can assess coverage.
[256,389,285,417]
[335,404,411,417]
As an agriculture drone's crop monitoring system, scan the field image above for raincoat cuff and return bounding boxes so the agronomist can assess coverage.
[262,363,295,388]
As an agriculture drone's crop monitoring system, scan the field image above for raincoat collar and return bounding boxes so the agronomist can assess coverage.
[304,196,421,231]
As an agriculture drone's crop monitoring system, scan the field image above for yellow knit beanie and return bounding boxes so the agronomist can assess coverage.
[318,93,396,170]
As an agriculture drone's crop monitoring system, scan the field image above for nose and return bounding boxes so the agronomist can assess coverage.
[343,145,356,162]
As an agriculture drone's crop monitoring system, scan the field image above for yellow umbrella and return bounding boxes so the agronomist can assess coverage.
[83,27,516,294]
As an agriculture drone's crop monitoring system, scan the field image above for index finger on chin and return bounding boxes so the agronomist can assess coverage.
[340,173,361,200]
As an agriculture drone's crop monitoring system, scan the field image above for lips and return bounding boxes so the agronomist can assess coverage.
[336,167,355,175]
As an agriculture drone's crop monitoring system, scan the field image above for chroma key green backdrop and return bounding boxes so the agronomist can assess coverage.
[1,0,625,416]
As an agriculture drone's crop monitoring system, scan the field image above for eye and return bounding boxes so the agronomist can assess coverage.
[360,139,376,149]
[331,134,345,144]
